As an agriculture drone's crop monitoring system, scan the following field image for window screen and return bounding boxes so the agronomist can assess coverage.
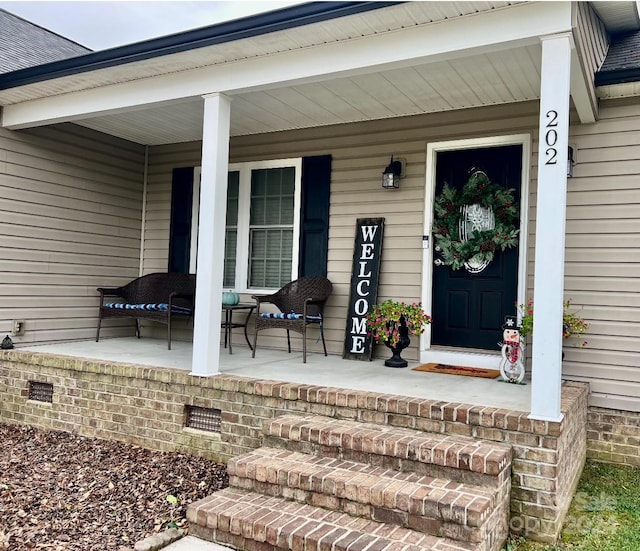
[248,167,295,288]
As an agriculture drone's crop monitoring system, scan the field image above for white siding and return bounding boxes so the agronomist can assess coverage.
[563,99,640,411]
[573,2,609,115]
[141,143,201,341]
[144,142,201,274]
[0,123,145,344]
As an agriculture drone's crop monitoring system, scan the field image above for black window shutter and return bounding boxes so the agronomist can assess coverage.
[299,155,331,277]
[168,167,194,273]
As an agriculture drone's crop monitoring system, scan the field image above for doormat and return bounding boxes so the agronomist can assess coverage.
[412,363,501,379]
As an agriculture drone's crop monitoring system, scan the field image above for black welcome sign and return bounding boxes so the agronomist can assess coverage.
[343,218,384,361]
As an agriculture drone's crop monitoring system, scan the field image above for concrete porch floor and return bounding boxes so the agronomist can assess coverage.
[23,338,532,412]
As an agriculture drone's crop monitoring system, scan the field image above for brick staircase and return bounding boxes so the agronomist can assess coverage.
[187,414,512,551]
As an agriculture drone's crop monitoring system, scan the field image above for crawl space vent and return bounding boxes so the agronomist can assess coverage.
[186,406,221,433]
[28,381,53,403]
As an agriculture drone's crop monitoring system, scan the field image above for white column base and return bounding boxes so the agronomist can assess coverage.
[528,412,565,423]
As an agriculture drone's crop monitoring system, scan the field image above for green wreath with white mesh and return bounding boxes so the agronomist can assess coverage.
[432,171,520,271]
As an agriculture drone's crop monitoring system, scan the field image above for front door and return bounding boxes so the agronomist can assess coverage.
[431,144,522,351]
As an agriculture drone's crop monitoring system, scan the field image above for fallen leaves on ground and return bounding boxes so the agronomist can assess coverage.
[0,424,228,550]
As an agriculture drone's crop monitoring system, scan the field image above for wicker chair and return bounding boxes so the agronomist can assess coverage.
[252,276,333,363]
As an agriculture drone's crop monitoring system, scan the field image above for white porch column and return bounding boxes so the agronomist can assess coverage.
[530,34,572,421]
[191,93,231,376]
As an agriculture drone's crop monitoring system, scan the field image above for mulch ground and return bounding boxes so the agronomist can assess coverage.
[0,424,228,550]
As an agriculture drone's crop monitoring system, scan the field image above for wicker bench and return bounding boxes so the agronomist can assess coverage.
[96,272,196,349]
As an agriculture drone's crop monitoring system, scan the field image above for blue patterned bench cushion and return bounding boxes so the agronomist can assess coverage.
[105,303,192,315]
[259,312,322,321]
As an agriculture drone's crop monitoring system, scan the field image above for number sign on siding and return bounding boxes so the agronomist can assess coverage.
[343,218,385,361]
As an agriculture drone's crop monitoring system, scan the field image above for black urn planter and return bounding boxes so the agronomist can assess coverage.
[1,335,13,350]
[384,317,411,368]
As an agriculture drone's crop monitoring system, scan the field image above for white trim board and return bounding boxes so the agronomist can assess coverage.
[420,133,532,369]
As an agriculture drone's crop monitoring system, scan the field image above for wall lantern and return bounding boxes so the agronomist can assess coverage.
[381,156,405,189]
[567,146,575,178]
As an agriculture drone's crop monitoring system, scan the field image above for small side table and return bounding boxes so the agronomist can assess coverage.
[222,303,255,354]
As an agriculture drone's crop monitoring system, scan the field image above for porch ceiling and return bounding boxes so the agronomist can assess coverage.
[75,43,542,145]
[1,1,637,145]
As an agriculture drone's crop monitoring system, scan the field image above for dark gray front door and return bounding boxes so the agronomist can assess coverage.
[431,144,522,351]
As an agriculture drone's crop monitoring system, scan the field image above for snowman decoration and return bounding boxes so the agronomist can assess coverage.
[499,315,525,383]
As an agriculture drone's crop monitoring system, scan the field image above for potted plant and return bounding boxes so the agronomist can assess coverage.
[366,300,431,368]
[518,298,589,347]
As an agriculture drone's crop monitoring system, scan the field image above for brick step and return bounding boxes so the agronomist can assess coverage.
[228,448,499,544]
[187,487,480,551]
[263,414,512,488]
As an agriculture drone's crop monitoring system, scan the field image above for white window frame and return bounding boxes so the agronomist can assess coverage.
[193,158,302,293]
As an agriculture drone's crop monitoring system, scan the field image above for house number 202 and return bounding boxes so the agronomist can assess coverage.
[544,110,559,165]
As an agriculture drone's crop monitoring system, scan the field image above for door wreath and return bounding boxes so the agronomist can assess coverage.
[432,170,520,272]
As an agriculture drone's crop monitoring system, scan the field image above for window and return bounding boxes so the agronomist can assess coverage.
[248,167,295,288]
[169,156,329,289]
[228,160,301,291]
[176,159,302,291]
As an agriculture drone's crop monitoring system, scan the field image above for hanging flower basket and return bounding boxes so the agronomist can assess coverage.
[432,170,520,271]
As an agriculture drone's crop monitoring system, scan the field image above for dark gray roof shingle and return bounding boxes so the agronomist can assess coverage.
[0,8,91,74]
[596,30,640,86]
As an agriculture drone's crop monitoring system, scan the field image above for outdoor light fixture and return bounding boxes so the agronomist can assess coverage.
[381,156,405,189]
[567,146,575,178]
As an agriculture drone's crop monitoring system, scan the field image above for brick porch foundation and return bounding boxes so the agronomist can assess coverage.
[587,407,640,467]
[0,349,587,543]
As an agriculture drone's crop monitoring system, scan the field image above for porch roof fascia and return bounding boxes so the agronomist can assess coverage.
[0,2,398,92]
[1,1,576,132]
